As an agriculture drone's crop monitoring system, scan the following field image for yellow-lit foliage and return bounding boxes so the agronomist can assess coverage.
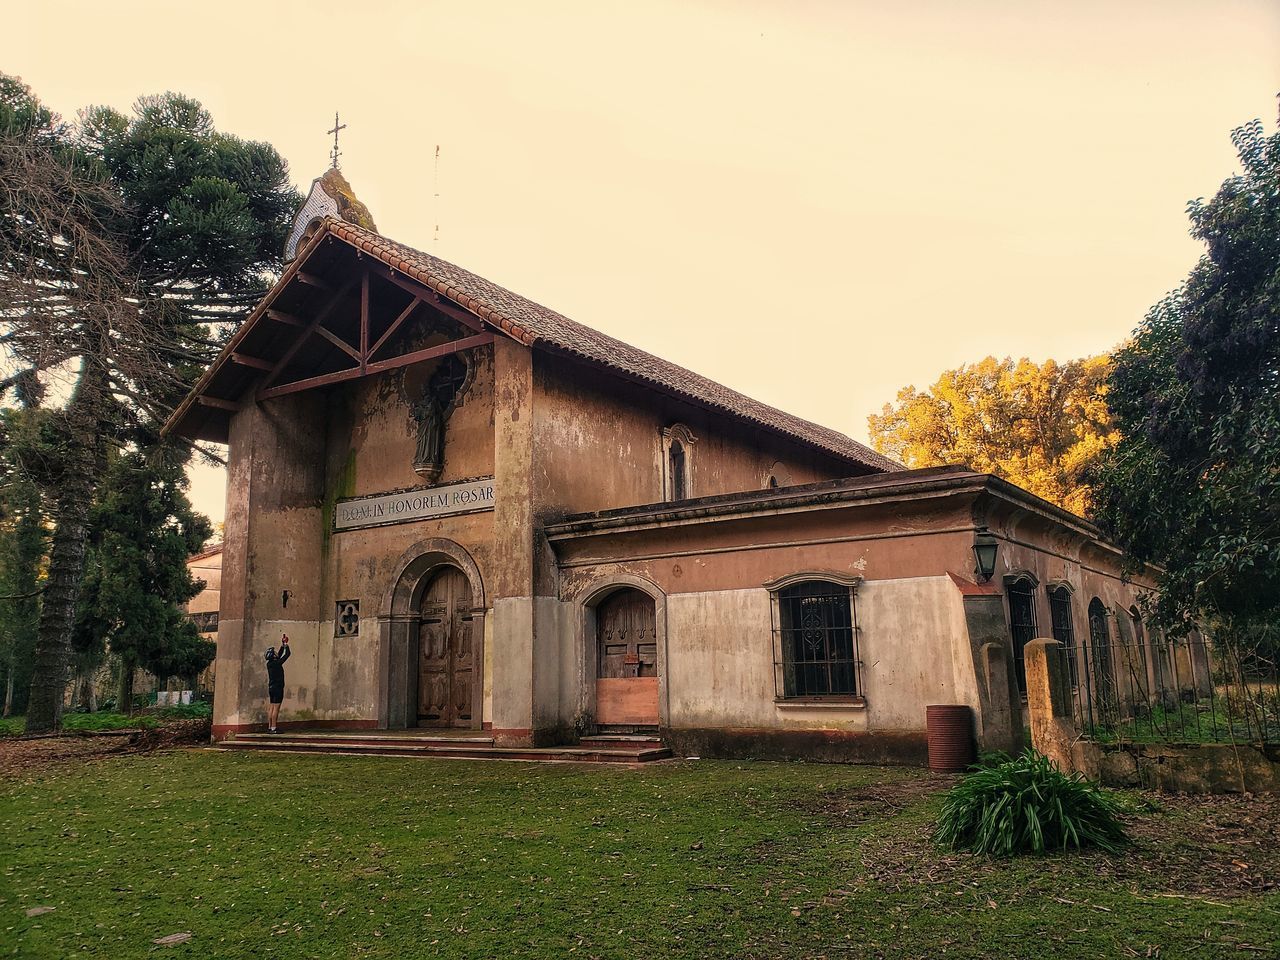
[868,355,1117,516]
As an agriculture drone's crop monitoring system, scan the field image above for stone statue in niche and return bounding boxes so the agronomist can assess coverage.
[412,394,444,482]
[410,354,469,483]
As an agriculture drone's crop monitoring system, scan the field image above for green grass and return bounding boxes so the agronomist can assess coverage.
[1091,699,1279,745]
[1,752,1277,959]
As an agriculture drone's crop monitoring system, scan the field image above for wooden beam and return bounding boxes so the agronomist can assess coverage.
[258,332,494,401]
[230,353,275,371]
[314,325,362,363]
[257,280,357,393]
[364,333,495,375]
[360,271,370,374]
[197,395,239,411]
[265,309,305,327]
[367,262,486,332]
[368,295,422,361]
[295,271,334,294]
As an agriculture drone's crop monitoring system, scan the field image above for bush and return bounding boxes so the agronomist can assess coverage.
[151,701,212,720]
[935,750,1128,856]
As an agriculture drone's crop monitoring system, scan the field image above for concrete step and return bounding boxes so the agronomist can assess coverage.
[576,742,665,757]
[235,731,496,748]
[221,735,672,764]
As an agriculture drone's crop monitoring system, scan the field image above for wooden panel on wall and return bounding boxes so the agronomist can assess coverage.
[596,677,659,725]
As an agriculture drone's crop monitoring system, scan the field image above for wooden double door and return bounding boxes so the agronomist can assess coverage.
[418,567,475,727]
[595,588,659,727]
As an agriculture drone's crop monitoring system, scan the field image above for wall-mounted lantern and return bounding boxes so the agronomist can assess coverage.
[972,528,999,584]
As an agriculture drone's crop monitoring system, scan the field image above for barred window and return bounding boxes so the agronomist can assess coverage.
[773,580,860,699]
[1048,586,1078,689]
[1007,577,1037,696]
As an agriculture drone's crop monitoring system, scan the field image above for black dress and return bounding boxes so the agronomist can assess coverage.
[267,646,290,704]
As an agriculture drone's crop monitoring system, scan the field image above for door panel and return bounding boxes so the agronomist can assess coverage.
[418,567,474,727]
[595,589,659,726]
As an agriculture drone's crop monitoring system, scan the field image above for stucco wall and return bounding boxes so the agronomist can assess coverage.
[621,577,973,736]
[531,353,869,520]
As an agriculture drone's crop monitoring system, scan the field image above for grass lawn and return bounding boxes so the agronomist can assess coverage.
[1,750,1277,959]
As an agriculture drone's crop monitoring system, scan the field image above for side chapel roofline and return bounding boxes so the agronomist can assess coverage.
[164,217,901,474]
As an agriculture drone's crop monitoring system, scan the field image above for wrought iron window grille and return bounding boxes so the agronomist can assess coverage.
[769,577,863,700]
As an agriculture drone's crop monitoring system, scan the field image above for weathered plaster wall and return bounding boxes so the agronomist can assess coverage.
[490,337,538,737]
[660,577,972,733]
[213,393,326,736]
[215,342,501,736]
[531,353,869,520]
[547,482,1155,760]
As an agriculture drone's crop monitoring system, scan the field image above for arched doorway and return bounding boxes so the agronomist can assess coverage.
[378,538,486,730]
[595,587,659,728]
[418,566,475,727]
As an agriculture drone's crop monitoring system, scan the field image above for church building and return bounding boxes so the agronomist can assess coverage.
[165,172,1155,762]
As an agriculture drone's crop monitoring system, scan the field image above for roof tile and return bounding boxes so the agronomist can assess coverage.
[321,218,899,471]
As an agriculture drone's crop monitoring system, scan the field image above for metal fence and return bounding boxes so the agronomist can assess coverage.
[1069,627,1280,745]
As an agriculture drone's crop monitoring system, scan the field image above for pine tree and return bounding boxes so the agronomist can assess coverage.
[0,422,47,716]
[78,443,213,712]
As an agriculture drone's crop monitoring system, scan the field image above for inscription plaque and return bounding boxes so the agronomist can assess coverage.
[334,477,495,531]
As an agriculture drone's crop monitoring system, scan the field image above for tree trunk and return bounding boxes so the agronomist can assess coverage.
[118,660,135,716]
[3,665,12,718]
[78,672,95,712]
[23,369,107,734]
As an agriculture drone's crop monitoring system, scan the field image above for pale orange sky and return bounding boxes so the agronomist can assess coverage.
[6,1,1278,525]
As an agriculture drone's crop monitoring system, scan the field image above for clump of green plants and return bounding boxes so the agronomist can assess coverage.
[151,701,212,720]
[935,750,1127,856]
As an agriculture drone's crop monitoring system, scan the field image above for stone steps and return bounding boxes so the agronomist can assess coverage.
[219,731,672,764]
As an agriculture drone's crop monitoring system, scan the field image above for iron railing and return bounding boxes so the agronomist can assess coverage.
[1068,628,1279,745]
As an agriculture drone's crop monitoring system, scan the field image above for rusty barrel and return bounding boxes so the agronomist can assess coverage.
[925,704,974,772]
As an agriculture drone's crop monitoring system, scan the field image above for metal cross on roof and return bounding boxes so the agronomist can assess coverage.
[328,112,347,169]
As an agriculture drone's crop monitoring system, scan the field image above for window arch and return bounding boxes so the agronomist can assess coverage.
[661,424,696,502]
[769,577,860,699]
[1006,576,1038,696]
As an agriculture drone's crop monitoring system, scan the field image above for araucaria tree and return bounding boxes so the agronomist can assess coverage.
[1093,111,1280,639]
[0,75,298,731]
[868,355,1116,515]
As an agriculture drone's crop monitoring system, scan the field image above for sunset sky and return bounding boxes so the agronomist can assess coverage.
[6,1,1278,524]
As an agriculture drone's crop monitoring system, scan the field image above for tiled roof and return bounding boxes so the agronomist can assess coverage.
[326,218,900,472]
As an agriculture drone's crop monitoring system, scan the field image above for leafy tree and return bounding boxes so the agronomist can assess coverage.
[78,443,213,712]
[0,75,298,731]
[1093,112,1280,637]
[868,355,1117,515]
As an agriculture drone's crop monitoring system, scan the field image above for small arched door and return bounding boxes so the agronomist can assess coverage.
[595,588,658,727]
[418,566,475,727]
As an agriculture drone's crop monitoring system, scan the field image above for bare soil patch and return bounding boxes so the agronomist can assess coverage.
[857,788,1280,899]
[0,717,210,779]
